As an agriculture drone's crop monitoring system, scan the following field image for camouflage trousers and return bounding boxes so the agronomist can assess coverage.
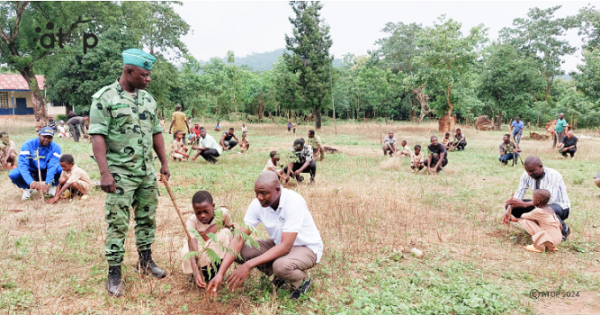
[105,173,159,266]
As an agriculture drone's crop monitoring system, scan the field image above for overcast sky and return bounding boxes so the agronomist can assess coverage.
[174,1,591,73]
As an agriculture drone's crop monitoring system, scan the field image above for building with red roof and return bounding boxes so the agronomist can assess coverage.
[0,74,63,116]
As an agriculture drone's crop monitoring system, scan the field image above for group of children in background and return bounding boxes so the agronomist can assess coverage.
[170,123,250,162]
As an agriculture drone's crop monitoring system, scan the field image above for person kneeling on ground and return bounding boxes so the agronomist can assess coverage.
[382,131,397,157]
[557,131,577,159]
[263,151,288,181]
[221,128,239,151]
[411,145,425,172]
[192,127,222,164]
[451,128,467,151]
[284,138,317,184]
[503,156,571,241]
[171,130,189,162]
[48,154,93,204]
[215,121,221,132]
[206,172,323,300]
[499,134,521,166]
[308,130,325,161]
[9,127,62,200]
[510,189,562,253]
[399,140,412,157]
[425,136,448,174]
[181,191,235,288]
[0,132,17,170]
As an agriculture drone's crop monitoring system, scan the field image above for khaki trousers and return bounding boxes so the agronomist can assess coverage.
[237,238,317,288]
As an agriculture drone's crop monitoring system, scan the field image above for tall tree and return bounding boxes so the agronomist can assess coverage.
[0,1,109,119]
[284,1,333,129]
[499,6,578,102]
[414,16,487,131]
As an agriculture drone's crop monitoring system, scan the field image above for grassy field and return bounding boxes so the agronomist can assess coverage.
[1,117,599,314]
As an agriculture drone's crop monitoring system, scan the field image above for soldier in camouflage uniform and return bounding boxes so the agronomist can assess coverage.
[89,49,170,297]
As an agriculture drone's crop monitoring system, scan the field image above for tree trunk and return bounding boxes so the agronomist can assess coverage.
[258,96,265,122]
[495,112,502,131]
[439,84,454,132]
[544,74,551,101]
[315,107,322,129]
[20,66,47,120]
[413,86,431,124]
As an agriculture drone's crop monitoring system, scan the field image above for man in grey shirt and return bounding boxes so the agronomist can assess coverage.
[382,131,397,157]
[67,116,89,143]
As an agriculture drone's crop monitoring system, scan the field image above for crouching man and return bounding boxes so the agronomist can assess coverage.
[206,172,323,300]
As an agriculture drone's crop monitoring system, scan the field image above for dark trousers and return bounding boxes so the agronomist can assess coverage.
[223,140,237,150]
[508,199,569,238]
[200,149,220,163]
[453,141,467,150]
[499,152,519,164]
[553,131,565,148]
[9,168,62,189]
[68,122,85,142]
[284,161,317,182]
[425,153,448,171]
[561,148,576,157]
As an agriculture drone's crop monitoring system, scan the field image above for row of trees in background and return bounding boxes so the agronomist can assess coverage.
[2,2,600,130]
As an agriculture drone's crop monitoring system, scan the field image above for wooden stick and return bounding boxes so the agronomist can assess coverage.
[507,205,513,233]
[509,134,525,165]
[36,148,43,201]
[160,174,205,286]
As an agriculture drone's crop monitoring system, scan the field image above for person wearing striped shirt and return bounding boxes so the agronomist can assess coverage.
[503,156,571,241]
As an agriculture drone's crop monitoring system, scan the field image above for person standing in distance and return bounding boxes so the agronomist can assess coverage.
[89,48,170,297]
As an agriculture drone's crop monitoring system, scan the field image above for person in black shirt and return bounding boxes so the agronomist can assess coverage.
[426,136,448,174]
[558,131,577,158]
[220,128,240,151]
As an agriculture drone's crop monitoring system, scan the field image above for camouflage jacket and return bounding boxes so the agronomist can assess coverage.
[88,80,162,177]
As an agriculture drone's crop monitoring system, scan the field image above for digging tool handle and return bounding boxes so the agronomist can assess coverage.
[507,205,513,232]
[160,174,205,286]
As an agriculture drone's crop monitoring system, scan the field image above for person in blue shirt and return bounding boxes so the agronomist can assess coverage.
[510,117,525,143]
[9,127,62,200]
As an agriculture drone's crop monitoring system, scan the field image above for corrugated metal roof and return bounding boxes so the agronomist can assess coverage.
[0,74,45,91]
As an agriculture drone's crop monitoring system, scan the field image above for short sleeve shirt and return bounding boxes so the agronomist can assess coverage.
[511,121,524,133]
[291,145,313,164]
[411,152,424,164]
[383,136,396,145]
[499,141,516,154]
[561,136,577,149]
[186,208,233,233]
[60,165,93,186]
[262,159,277,173]
[308,136,321,150]
[555,119,568,132]
[0,140,15,155]
[199,134,223,154]
[88,80,163,176]
[428,143,447,160]
[171,140,185,154]
[172,111,187,133]
[244,188,324,262]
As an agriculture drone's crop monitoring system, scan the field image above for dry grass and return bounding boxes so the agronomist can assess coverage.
[1,118,600,314]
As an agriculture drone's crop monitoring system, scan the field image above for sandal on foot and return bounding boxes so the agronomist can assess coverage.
[524,245,543,253]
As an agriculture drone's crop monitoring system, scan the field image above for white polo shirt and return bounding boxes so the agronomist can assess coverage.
[244,188,324,263]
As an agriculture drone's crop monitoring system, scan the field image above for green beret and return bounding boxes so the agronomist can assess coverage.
[122,48,156,70]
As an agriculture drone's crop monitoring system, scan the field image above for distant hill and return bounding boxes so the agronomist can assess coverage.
[200,48,342,72]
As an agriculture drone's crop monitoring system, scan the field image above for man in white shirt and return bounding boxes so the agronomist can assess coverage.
[206,172,323,299]
[191,127,223,164]
[503,156,571,241]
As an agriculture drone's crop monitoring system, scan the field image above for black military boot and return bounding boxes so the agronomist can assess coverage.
[106,265,125,297]
[136,249,167,278]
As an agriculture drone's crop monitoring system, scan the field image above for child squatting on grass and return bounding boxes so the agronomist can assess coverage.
[411,145,425,172]
[510,189,562,253]
[181,191,235,288]
[170,130,189,162]
[262,151,288,181]
[48,154,93,204]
